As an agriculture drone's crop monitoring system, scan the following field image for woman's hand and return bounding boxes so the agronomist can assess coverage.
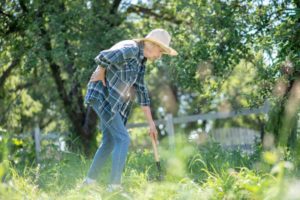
[149,120,158,144]
[90,66,106,86]
[141,106,158,143]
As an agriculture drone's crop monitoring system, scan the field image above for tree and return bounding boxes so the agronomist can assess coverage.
[127,0,300,151]
[1,0,299,158]
[0,0,131,155]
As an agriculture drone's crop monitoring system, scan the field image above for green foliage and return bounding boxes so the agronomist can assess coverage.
[1,0,299,154]
[0,128,37,169]
[0,136,299,199]
[188,141,261,183]
[1,1,300,199]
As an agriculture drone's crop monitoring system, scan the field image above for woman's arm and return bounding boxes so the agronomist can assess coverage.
[141,106,158,142]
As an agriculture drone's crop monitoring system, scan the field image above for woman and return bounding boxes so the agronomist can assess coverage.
[83,29,177,191]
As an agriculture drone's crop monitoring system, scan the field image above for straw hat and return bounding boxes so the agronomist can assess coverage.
[134,29,178,56]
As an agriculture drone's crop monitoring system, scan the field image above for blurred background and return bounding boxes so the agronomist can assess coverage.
[0,0,300,199]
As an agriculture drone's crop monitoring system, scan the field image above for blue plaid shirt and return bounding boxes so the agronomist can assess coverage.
[84,40,150,128]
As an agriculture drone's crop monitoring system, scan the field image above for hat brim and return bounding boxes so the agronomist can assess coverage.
[133,38,178,56]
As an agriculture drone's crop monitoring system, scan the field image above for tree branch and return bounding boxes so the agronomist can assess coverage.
[110,0,122,15]
[126,5,183,24]
[19,0,28,13]
[0,8,13,18]
[0,90,21,124]
[40,117,54,130]
[0,58,20,89]
[0,1,28,35]
[8,82,33,92]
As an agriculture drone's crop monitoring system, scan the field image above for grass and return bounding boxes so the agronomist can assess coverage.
[1,135,300,200]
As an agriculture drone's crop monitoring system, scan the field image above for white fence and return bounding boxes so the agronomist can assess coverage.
[210,127,261,154]
[127,101,269,148]
[29,102,269,161]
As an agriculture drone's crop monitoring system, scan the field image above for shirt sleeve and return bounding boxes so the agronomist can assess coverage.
[133,67,151,106]
[94,45,139,68]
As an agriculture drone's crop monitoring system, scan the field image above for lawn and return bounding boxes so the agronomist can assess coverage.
[1,136,299,200]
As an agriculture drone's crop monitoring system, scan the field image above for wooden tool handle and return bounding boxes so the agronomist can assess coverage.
[151,135,160,162]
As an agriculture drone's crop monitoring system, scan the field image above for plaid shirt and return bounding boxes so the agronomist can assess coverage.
[84,40,150,128]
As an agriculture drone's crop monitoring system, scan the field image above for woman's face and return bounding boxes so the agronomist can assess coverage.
[144,41,164,61]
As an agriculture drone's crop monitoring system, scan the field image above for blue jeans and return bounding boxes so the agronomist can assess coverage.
[87,100,130,184]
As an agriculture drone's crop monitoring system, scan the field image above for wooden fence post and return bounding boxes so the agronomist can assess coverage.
[34,123,41,162]
[165,113,175,149]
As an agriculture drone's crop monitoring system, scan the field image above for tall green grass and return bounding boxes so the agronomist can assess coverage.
[1,133,300,199]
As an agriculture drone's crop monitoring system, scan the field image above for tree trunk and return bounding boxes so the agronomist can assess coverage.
[37,4,98,155]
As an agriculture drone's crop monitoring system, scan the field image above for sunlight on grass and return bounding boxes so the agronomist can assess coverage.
[0,134,300,199]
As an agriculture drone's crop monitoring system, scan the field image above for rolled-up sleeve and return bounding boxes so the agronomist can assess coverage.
[134,68,151,106]
[94,45,139,68]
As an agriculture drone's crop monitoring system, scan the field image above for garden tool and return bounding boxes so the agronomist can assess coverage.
[151,134,164,181]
